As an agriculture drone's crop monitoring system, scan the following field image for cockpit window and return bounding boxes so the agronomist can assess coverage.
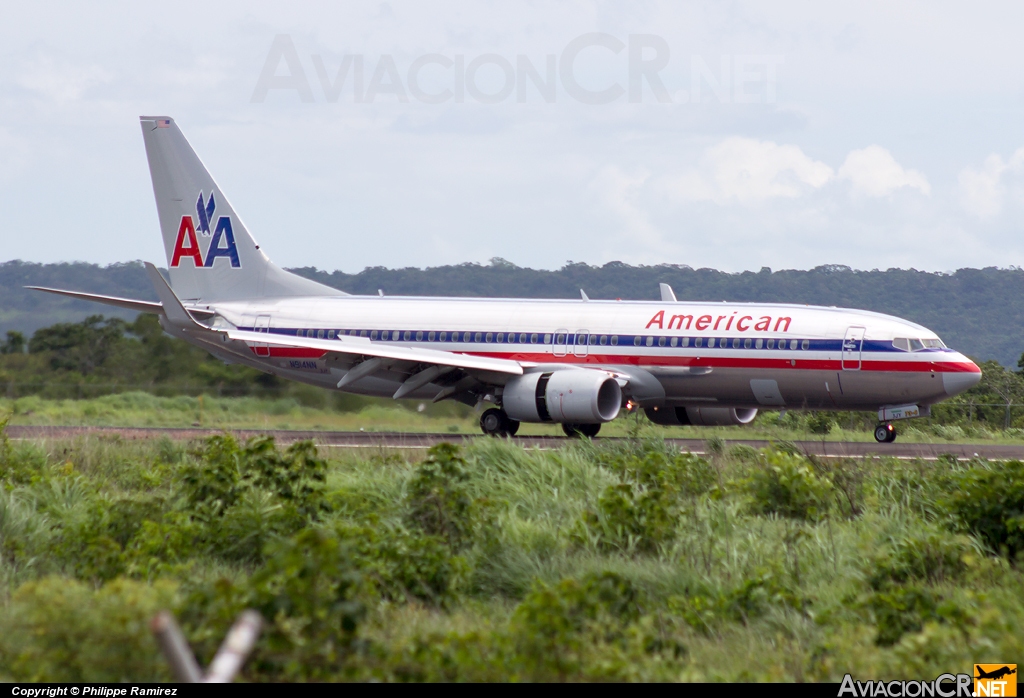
[893,337,945,352]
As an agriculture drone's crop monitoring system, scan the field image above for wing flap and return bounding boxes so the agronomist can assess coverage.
[225,328,524,376]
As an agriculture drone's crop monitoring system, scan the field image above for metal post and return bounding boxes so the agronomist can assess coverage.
[204,610,263,683]
[150,611,203,683]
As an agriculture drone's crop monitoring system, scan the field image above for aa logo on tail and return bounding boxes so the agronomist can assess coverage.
[170,191,241,268]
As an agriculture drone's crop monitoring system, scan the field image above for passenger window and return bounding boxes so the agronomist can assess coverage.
[315,330,323,339]
[359,330,367,338]
[801,339,810,350]
[369,330,377,340]
[909,338,924,352]
[543,334,552,344]
[439,331,447,342]
[733,338,741,348]
[755,338,762,349]
[555,333,565,344]
[646,336,654,347]
[892,338,910,352]
[744,338,752,349]
[428,331,435,341]
[708,338,716,348]
[767,338,774,349]
[497,333,504,343]
[590,334,598,345]
[600,335,607,346]
[670,337,677,347]
[531,333,538,343]
[610,335,618,346]
[658,336,666,347]
[790,339,798,350]
[681,337,690,347]
[634,336,641,346]
[695,337,703,348]
[486,333,493,343]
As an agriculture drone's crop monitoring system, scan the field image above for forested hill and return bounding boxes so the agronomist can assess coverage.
[2,259,1022,366]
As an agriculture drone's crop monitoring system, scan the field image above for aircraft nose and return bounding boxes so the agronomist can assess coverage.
[942,360,982,397]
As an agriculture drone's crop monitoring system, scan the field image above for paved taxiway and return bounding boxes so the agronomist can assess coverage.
[6,425,1023,460]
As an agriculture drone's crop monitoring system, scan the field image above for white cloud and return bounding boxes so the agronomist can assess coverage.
[661,137,833,206]
[957,149,1024,218]
[838,146,930,197]
[589,165,662,247]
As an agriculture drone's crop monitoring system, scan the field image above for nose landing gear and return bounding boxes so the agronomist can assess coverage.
[874,423,897,443]
[480,408,520,437]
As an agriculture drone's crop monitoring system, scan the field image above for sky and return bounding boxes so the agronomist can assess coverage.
[2,1,1024,273]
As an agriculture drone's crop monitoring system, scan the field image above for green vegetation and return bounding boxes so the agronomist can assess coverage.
[0,427,1023,681]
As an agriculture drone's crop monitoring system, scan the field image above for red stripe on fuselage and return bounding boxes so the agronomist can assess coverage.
[461,352,979,373]
[251,347,326,359]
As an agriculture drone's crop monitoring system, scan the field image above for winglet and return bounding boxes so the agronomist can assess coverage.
[144,262,203,328]
[659,283,677,302]
[580,289,589,301]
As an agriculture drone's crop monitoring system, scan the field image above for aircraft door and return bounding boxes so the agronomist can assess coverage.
[842,326,865,370]
[553,329,568,357]
[574,330,590,358]
[254,314,271,357]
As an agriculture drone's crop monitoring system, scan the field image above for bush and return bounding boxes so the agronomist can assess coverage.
[807,412,836,435]
[940,460,1024,561]
[405,443,472,548]
[868,531,973,589]
[510,572,643,679]
[863,586,973,647]
[670,570,805,634]
[743,449,835,521]
[0,576,176,682]
[337,520,467,606]
[183,528,364,681]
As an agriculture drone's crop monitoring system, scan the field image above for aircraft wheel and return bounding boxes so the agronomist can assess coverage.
[562,423,601,438]
[480,408,516,437]
[874,423,896,443]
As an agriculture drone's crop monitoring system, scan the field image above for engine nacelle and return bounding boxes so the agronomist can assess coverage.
[503,370,622,424]
[644,405,758,427]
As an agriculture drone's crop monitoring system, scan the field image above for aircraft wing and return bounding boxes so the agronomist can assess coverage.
[225,328,524,376]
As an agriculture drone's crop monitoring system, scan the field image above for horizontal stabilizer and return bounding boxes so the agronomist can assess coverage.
[26,286,166,315]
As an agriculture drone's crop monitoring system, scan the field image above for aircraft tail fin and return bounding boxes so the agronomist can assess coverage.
[139,116,345,302]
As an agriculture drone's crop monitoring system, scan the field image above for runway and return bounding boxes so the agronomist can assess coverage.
[6,425,1024,460]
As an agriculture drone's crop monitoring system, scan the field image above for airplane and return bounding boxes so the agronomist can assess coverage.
[29,116,982,443]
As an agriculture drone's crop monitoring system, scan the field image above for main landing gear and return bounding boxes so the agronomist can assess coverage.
[480,408,520,437]
[874,423,897,443]
[563,423,601,438]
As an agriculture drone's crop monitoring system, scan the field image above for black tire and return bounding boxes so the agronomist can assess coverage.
[506,418,520,436]
[874,424,895,443]
[562,423,601,438]
[480,408,505,436]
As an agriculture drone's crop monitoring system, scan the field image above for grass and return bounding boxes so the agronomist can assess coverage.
[0,429,1022,681]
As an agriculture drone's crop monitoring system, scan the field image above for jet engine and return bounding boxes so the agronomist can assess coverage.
[502,370,622,424]
[644,405,758,427]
